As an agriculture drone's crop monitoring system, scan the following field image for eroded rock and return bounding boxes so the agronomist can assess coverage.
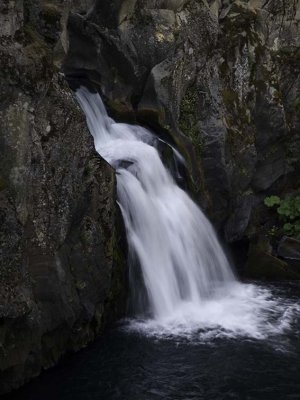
[278,237,300,261]
[0,0,126,394]
[64,0,299,238]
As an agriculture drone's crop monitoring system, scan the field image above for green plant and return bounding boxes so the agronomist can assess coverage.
[264,195,281,207]
[264,194,300,237]
[268,225,279,237]
[283,223,300,236]
[277,196,300,220]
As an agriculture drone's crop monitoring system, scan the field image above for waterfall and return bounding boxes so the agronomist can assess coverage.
[76,87,299,339]
[76,87,235,317]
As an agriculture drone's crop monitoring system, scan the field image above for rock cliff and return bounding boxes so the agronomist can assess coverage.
[65,0,300,276]
[0,0,126,394]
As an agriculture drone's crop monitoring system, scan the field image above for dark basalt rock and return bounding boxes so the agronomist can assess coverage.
[64,0,300,280]
[64,0,299,240]
[0,0,126,394]
[278,237,300,261]
[245,248,300,281]
[244,238,300,281]
[224,194,256,243]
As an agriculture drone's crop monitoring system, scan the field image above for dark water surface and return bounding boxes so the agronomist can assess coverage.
[5,283,300,400]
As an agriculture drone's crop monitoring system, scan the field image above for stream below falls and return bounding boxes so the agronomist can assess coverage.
[5,282,300,400]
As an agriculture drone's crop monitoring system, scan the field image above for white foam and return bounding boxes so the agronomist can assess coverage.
[124,283,300,341]
[76,87,300,342]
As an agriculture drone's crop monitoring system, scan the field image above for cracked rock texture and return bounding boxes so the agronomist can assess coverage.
[0,0,126,394]
[65,0,299,275]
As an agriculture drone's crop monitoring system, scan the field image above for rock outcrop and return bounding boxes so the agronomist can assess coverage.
[0,0,126,394]
[65,0,300,276]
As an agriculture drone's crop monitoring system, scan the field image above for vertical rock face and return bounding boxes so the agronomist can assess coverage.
[0,0,126,394]
[65,0,299,270]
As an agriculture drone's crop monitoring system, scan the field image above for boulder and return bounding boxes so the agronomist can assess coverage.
[278,237,300,261]
[245,246,300,281]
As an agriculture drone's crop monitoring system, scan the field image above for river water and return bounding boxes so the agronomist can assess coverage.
[6,282,300,400]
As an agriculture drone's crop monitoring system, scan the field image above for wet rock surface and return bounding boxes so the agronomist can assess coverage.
[0,0,126,394]
[278,237,300,261]
[245,239,300,280]
[64,0,300,277]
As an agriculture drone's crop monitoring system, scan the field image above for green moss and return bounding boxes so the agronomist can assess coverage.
[180,88,197,114]
[179,87,204,158]
[221,86,255,143]
[221,88,239,109]
[40,3,62,25]
[264,196,281,207]
[240,167,249,177]
[0,177,7,191]
[267,225,280,238]
[222,89,251,125]
[220,84,256,188]
[242,189,254,197]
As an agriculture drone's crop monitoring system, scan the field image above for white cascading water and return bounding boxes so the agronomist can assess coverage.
[77,87,299,340]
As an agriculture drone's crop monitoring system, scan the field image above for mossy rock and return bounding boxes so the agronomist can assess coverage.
[0,177,8,191]
[40,3,63,24]
[221,88,239,108]
[179,87,204,158]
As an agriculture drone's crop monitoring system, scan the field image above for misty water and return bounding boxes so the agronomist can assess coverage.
[5,88,300,399]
